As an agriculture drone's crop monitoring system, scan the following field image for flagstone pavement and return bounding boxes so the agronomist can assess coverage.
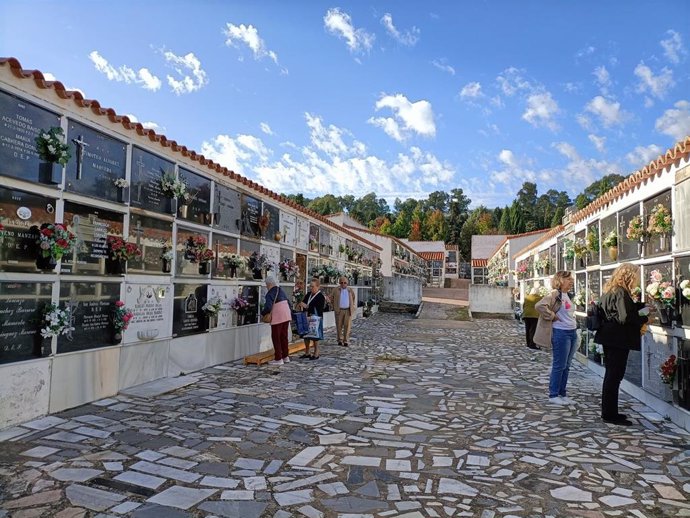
[1,308,689,518]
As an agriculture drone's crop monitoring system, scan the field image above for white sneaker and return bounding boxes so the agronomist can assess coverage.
[268,359,284,366]
[560,396,575,405]
[548,397,566,405]
[283,356,290,363]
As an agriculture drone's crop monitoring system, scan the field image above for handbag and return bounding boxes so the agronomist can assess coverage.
[293,311,309,335]
[304,315,323,340]
[261,288,280,324]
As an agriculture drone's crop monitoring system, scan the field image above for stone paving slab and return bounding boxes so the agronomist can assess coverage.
[1,306,689,517]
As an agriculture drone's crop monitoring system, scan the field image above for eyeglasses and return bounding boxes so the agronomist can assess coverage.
[339,281,347,285]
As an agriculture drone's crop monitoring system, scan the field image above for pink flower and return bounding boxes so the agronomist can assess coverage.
[662,287,675,300]
[115,300,125,307]
[650,270,663,283]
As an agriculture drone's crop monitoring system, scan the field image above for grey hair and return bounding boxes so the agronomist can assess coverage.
[265,275,278,287]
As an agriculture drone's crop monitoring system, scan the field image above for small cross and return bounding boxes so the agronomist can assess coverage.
[132,219,145,249]
[135,155,146,202]
[71,135,89,180]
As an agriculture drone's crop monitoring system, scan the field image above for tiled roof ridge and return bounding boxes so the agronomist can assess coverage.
[571,136,690,224]
[506,228,550,239]
[0,57,382,252]
[418,251,444,260]
[513,224,565,259]
[342,224,420,255]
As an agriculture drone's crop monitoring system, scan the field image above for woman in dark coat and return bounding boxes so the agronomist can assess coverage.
[594,263,648,426]
[298,278,326,360]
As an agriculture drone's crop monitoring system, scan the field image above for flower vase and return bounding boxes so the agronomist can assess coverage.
[168,197,177,215]
[36,254,57,272]
[112,330,123,345]
[637,240,644,256]
[229,266,237,278]
[38,162,59,185]
[660,234,667,249]
[608,246,618,261]
[179,203,189,219]
[253,268,263,280]
[236,311,245,326]
[162,259,171,273]
[208,314,218,330]
[282,272,289,282]
[656,303,673,326]
[117,186,129,204]
[353,274,359,285]
[33,333,46,357]
[199,261,210,275]
[105,258,126,275]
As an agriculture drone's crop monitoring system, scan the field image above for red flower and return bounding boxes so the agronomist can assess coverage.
[115,300,125,307]
[41,228,53,236]
[57,239,68,248]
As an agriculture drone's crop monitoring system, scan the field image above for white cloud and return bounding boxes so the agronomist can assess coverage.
[655,100,690,141]
[223,22,284,72]
[522,91,560,131]
[588,134,606,153]
[625,144,662,165]
[553,141,619,189]
[260,122,274,135]
[576,45,596,60]
[368,93,436,142]
[324,8,374,53]
[496,67,532,96]
[163,51,208,95]
[593,65,611,95]
[489,148,536,186]
[200,133,271,174]
[660,29,686,64]
[459,82,483,100]
[585,95,629,128]
[123,113,163,132]
[431,59,455,75]
[88,51,162,91]
[42,72,56,82]
[634,63,674,101]
[380,13,419,46]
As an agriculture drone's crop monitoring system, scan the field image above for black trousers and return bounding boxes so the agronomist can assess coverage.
[602,346,630,418]
[524,317,538,348]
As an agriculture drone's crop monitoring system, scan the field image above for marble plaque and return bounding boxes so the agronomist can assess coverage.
[320,227,331,256]
[175,228,209,277]
[0,186,55,273]
[57,281,121,354]
[279,211,296,247]
[240,194,261,238]
[123,283,173,343]
[240,285,259,326]
[65,120,127,202]
[213,234,239,279]
[260,243,280,273]
[127,214,173,275]
[172,283,207,337]
[261,203,280,241]
[280,247,294,262]
[308,223,320,252]
[213,184,241,233]
[0,282,52,363]
[61,201,124,275]
[130,147,175,214]
[0,89,62,183]
[178,168,211,224]
[208,284,239,329]
[330,233,338,258]
[296,217,309,250]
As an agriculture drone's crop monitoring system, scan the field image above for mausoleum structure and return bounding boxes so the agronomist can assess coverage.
[0,58,382,429]
[513,138,690,431]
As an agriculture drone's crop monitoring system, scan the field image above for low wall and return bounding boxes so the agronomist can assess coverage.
[469,285,513,315]
[0,314,340,430]
[383,276,422,305]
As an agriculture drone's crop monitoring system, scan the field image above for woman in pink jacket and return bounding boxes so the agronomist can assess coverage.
[261,275,293,366]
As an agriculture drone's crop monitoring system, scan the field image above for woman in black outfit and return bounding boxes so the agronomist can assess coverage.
[298,278,326,360]
[594,263,648,426]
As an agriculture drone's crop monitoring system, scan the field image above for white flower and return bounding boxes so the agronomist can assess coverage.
[680,280,689,289]
[646,282,659,297]
[683,287,690,300]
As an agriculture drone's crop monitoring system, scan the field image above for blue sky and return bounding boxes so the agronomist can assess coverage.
[2,0,689,208]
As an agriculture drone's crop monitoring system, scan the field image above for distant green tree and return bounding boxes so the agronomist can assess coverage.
[350,193,389,226]
[574,173,626,209]
[282,193,310,207]
[498,205,511,233]
[424,209,448,241]
[308,194,343,215]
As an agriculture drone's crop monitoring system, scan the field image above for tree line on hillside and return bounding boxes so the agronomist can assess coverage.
[282,173,626,261]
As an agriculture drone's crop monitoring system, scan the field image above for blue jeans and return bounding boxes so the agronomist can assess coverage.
[549,328,578,398]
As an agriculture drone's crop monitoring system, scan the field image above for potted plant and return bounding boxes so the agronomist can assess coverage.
[196,248,215,275]
[106,236,141,275]
[230,295,249,326]
[586,229,599,256]
[248,251,270,279]
[350,267,361,285]
[645,269,676,326]
[225,254,245,278]
[35,223,76,271]
[278,258,299,281]
[602,230,618,261]
[160,171,190,215]
[111,300,133,344]
[160,247,174,273]
[202,296,222,329]
[647,204,672,249]
[660,355,677,386]
[562,239,575,263]
[573,238,588,266]
[35,127,71,184]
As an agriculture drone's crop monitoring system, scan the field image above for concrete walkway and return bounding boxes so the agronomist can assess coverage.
[1,311,688,517]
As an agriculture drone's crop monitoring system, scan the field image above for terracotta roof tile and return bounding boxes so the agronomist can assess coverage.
[472,259,488,267]
[418,252,444,261]
[0,57,382,252]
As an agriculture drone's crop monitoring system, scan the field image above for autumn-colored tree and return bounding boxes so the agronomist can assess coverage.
[370,216,391,233]
[409,219,423,241]
[424,209,448,241]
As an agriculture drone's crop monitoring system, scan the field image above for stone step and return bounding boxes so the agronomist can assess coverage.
[378,301,420,314]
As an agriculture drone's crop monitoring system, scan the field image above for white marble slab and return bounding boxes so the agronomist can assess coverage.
[123,283,173,344]
[118,340,170,390]
[0,358,51,429]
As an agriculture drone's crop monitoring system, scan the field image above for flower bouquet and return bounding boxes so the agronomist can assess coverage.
[538,286,550,297]
[184,236,207,264]
[231,295,249,325]
[112,300,133,343]
[626,215,647,241]
[202,297,223,315]
[573,291,586,307]
[258,212,271,234]
[160,171,190,204]
[647,204,672,236]
[602,230,618,248]
[36,223,76,270]
[680,279,690,302]
[224,254,245,277]
[114,178,129,188]
[562,239,575,261]
[573,238,589,259]
[35,127,71,183]
[589,341,604,359]
[660,355,677,385]
[107,236,141,262]
[646,269,676,326]
[40,303,74,339]
[279,258,299,280]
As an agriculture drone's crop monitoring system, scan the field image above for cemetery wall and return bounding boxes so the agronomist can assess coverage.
[512,140,690,430]
[0,59,381,428]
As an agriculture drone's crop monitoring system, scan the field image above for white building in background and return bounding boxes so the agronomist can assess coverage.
[402,240,460,286]
[470,235,506,284]
[485,229,550,288]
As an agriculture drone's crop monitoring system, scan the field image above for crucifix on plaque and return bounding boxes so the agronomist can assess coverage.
[132,219,145,250]
[135,154,146,203]
[71,135,89,180]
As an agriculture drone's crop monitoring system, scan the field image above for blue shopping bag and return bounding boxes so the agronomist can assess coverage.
[293,311,309,336]
[304,315,323,340]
